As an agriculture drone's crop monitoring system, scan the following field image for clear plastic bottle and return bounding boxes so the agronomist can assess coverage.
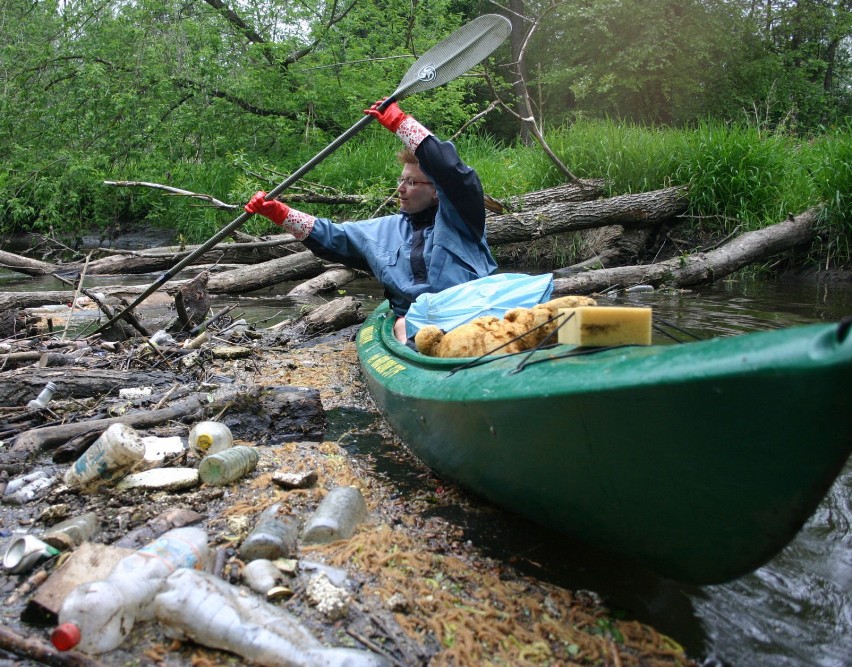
[51,526,209,654]
[198,445,258,486]
[40,512,100,550]
[301,486,368,545]
[27,381,57,410]
[238,503,298,562]
[64,423,145,492]
[154,568,388,667]
[188,421,233,455]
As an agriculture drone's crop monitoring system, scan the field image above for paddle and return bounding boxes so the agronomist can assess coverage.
[92,14,512,336]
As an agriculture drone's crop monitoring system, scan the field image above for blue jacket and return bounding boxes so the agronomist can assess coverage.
[303,136,497,316]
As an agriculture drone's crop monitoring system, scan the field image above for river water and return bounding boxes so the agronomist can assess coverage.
[3,268,850,666]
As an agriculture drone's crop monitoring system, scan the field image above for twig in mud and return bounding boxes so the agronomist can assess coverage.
[189,304,237,335]
[345,629,409,667]
[0,624,105,667]
[60,252,92,342]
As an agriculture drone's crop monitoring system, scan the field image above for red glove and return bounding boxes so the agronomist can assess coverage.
[364,98,409,133]
[244,191,290,226]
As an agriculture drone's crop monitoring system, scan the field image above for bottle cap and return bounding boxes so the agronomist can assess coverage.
[196,434,213,449]
[51,623,82,650]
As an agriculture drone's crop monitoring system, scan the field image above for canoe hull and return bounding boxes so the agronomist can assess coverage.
[357,303,852,584]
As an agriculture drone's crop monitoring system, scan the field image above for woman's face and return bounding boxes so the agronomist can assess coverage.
[397,163,437,215]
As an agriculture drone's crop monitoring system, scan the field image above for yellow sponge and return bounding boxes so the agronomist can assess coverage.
[557,306,653,346]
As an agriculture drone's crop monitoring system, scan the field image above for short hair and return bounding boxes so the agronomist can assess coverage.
[396,147,418,165]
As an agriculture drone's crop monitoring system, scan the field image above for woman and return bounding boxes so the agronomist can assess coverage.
[245,99,497,343]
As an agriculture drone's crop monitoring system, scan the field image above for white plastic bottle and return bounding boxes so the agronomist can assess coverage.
[154,568,389,667]
[64,423,145,491]
[51,526,209,654]
[188,421,233,455]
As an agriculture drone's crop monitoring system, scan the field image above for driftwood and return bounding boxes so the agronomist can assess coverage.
[552,208,819,295]
[8,394,207,459]
[0,368,179,406]
[0,249,56,276]
[64,235,304,276]
[206,250,326,293]
[486,186,689,245]
[301,296,366,335]
[487,179,606,214]
[288,267,360,297]
[570,226,659,270]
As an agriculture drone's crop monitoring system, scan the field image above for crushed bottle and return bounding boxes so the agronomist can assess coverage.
[154,568,389,667]
[51,526,209,654]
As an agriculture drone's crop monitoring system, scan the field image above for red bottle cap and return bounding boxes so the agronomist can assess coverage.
[51,623,81,651]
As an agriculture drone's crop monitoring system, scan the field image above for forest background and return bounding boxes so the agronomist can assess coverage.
[1,0,850,270]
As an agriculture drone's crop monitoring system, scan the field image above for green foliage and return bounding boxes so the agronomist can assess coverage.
[673,122,814,235]
[1,0,849,270]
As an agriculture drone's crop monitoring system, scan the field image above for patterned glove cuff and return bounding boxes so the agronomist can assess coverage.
[283,208,316,241]
[395,117,432,152]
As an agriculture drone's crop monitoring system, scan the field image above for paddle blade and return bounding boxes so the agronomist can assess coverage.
[392,14,511,100]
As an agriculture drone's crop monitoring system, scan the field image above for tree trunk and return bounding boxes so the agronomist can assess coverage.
[1,368,179,406]
[0,250,56,276]
[486,186,688,245]
[552,209,818,295]
[488,180,607,214]
[206,250,326,293]
[69,235,303,276]
[288,268,360,297]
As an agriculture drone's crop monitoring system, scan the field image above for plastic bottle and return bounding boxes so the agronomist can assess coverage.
[188,421,233,455]
[198,445,258,486]
[64,423,145,492]
[27,381,57,410]
[301,486,368,545]
[51,526,209,654]
[40,512,100,550]
[154,568,389,667]
[238,503,298,562]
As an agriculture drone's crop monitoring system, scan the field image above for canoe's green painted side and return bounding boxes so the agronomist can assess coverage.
[357,302,852,584]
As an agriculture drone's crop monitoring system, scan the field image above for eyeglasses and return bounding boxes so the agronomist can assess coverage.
[396,177,433,188]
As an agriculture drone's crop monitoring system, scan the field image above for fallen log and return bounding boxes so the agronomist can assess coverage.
[487,179,607,214]
[207,250,326,293]
[569,226,659,270]
[288,267,360,297]
[63,235,304,276]
[486,186,688,246]
[301,296,366,336]
[0,368,179,406]
[8,394,206,459]
[0,249,56,276]
[552,208,819,295]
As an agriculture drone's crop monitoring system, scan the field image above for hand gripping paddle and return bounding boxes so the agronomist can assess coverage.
[92,14,512,336]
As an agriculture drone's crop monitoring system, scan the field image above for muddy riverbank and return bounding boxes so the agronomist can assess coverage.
[1,317,695,667]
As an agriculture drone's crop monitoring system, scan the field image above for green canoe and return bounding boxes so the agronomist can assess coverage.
[356,302,852,584]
